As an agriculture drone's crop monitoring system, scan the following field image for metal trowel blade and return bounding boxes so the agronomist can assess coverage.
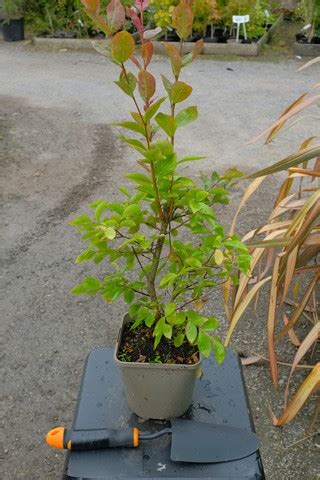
[170,419,260,463]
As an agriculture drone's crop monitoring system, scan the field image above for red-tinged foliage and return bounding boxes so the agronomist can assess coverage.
[107,0,125,33]
[163,43,182,79]
[172,0,194,41]
[81,0,100,16]
[141,42,153,68]
[126,7,144,35]
[138,70,156,102]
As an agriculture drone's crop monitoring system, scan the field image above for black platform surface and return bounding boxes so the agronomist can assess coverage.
[63,347,265,479]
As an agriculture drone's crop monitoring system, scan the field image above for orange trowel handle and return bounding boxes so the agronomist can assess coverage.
[46,426,139,451]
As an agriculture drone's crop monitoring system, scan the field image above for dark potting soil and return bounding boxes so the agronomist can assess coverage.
[118,322,199,365]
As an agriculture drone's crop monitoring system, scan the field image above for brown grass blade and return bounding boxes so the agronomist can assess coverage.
[276,274,320,341]
[229,176,266,236]
[272,363,320,426]
[297,57,320,71]
[282,312,300,347]
[241,355,263,366]
[281,247,299,305]
[249,97,320,145]
[246,145,320,179]
[242,221,291,243]
[289,168,320,178]
[268,255,281,386]
[265,94,308,144]
[274,177,294,207]
[225,276,272,346]
[234,230,285,309]
[284,322,320,407]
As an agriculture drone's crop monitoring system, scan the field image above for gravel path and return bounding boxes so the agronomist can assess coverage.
[1,42,319,479]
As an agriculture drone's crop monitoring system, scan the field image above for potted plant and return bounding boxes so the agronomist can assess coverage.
[192,0,221,41]
[295,0,320,44]
[2,0,25,41]
[72,0,250,420]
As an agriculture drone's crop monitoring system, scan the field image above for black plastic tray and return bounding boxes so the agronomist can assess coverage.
[63,347,265,479]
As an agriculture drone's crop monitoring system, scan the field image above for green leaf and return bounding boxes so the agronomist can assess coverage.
[114,121,146,136]
[174,333,185,347]
[100,226,116,240]
[155,113,176,137]
[144,309,155,327]
[111,31,135,63]
[185,257,202,268]
[187,311,206,326]
[161,74,173,95]
[202,317,219,331]
[70,215,93,227]
[186,320,198,343]
[127,172,153,186]
[198,330,212,357]
[145,97,167,122]
[163,322,173,339]
[160,272,177,287]
[124,289,134,304]
[175,311,186,325]
[213,336,225,364]
[71,277,100,295]
[114,71,136,97]
[165,303,176,317]
[118,136,147,154]
[176,106,198,128]
[170,81,192,104]
[178,155,205,165]
[122,204,141,217]
[75,248,95,264]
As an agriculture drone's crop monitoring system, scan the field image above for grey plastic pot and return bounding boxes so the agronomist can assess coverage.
[114,314,201,419]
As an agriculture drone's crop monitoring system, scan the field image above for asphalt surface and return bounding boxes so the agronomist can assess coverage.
[1,41,319,479]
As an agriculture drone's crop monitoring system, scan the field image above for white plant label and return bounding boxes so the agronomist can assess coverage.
[232,15,250,24]
[303,24,312,30]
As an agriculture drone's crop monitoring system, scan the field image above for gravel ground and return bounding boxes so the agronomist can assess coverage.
[0,42,319,479]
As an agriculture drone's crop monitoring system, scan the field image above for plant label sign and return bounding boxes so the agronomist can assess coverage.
[232,15,250,24]
[232,15,250,42]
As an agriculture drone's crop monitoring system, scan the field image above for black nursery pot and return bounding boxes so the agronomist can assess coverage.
[3,18,24,42]
[312,37,320,44]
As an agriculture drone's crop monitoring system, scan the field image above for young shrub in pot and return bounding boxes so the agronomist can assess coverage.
[2,0,25,41]
[72,0,250,419]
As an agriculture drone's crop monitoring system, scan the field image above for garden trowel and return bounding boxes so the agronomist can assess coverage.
[46,418,260,463]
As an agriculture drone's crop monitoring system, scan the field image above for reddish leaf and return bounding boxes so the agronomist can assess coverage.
[141,42,153,68]
[81,0,100,16]
[111,31,135,63]
[138,70,156,102]
[163,43,182,79]
[106,0,125,33]
[126,7,143,34]
[172,0,193,41]
[135,0,149,11]
[192,39,204,58]
[130,55,142,69]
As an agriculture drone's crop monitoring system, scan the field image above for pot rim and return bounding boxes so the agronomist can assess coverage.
[114,313,201,369]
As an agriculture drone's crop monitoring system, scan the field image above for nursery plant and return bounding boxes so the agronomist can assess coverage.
[3,0,24,19]
[225,57,320,427]
[192,0,221,35]
[295,0,320,43]
[72,0,250,369]
[223,0,276,39]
